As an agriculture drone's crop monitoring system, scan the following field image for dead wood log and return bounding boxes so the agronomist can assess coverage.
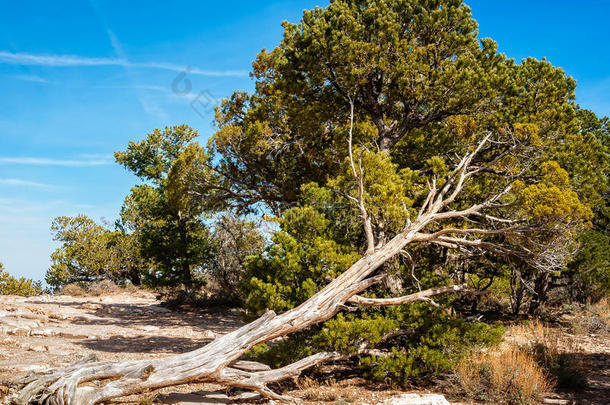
[12,219,480,405]
[12,130,522,405]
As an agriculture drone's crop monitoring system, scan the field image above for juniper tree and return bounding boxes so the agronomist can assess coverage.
[115,125,214,291]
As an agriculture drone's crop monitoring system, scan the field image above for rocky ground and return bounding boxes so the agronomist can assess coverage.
[0,293,608,404]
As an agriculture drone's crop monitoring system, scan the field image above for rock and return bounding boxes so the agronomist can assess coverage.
[15,364,47,372]
[379,393,450,405]
[141,325,160,332]
[30,328,55,337]
[28,345,48,352]
[48,347,72,356]
[149,305,171,313]
[0,336,16,345]
[7,327,29,337]
[58,332,89,339]
[201,330,216,339]
[1,318,39,329]
[81,303,103,311]
[542,399,572,405]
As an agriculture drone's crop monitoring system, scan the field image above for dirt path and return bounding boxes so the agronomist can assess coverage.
[0,293,243,396]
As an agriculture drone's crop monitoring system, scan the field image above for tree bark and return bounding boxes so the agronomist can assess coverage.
[529,272,550,316]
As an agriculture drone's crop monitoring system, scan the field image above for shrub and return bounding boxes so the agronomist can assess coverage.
[248,305,505,385]
[0,263,43,297]
[455,349,554,405]
[59,283,86,296]
[569,297,609,334]
[86,280,120,296]
[510,321,588,390]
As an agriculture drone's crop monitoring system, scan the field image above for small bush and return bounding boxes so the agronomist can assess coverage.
[530,343,587,390]
[570,297,609,334]
[0,264,43,297]
[59,283,86,296]
[86,280,120,296]
[455,349,554,405]
[248,307,505,386]
[510,321,588,390]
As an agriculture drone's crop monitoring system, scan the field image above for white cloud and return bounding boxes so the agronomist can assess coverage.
[0,51,248,77]
[0,178,56,189]
[9,74,50,83]
[0,156,112,166]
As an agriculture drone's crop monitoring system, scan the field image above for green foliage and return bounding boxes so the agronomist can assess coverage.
[515,161,592,224]
[242,202,359,316]
[566,229,610,302]
[209,0,511,211]
[0,262,43,296]
[46,215,148,290]
[248,305,504,385]
[116,126,214,291]
[114,125,200,184]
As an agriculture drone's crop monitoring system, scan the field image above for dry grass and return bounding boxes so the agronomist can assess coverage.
[455,349,554,405]
[85,280,120,296]
[571,297,610,334]
[59,283,86,296]
[295,377,360,403]
[506,320,587,390]
[59,280,142,297]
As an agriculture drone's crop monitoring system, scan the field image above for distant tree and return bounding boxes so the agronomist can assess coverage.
[115,125,214,291]
[45,215,147,290]
[205,214,265,303]
[0,262,43,296]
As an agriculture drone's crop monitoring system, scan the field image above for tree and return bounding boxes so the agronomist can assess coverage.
[46,215,147,290]
[207,0,509,212]
[115,125,214,291]
[0,262,43,297]
[14,0,608,403]
[205,214,265,304]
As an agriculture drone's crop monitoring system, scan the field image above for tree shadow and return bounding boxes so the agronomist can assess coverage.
[25,299,243,334]
[77,334,213,354]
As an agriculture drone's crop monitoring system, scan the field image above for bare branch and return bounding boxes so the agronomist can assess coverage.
[348,284,469,306]
[347,97,375,254]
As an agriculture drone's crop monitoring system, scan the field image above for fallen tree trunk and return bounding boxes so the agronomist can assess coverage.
[13,132,519,404]
[14,221,435,404]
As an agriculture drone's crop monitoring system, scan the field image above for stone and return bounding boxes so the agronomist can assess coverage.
[48,347,72,356]
[30,328,55,337]
[7,327,29,337]
[201,330,216,339]
[149,305,171,313]
[156,391,230,404]
[28,345,48,352]
[81,303,103,311]
[141,325,160,332]
[379,393,451,405]
[58,332,89,339]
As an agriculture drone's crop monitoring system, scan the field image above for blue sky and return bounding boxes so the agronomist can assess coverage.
[1,1,609,281]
